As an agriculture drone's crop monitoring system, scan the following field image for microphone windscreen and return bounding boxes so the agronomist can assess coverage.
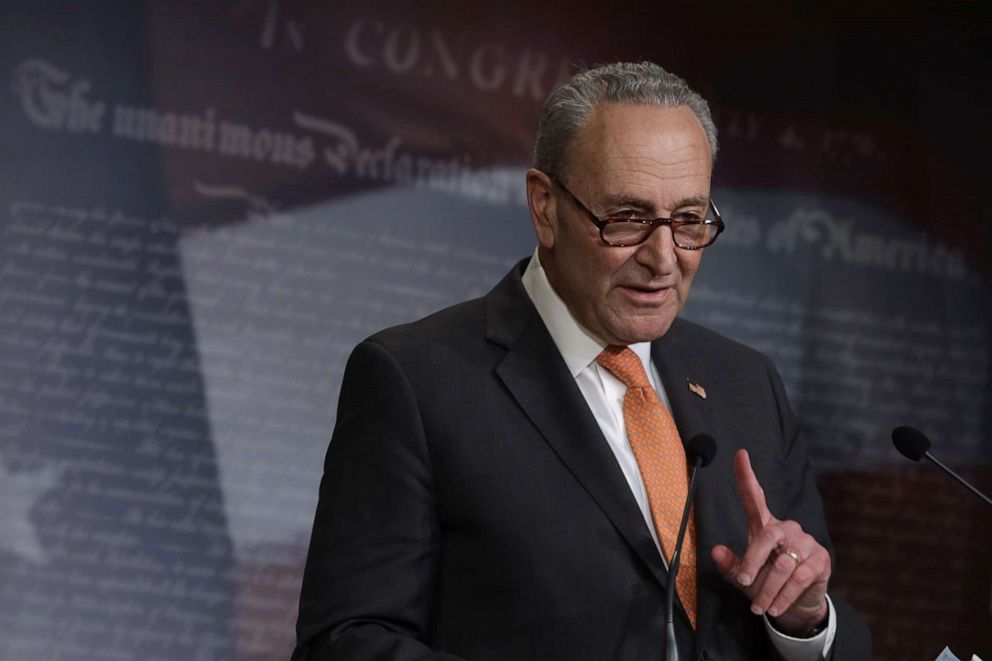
[686,434,717,467]
[892,425,931,461]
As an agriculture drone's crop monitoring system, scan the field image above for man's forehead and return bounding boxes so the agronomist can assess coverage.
[581,101,697,129]
[564,103,707,165]
[587,102,704,139]
[562,103,711,195]
[597,190,710,211]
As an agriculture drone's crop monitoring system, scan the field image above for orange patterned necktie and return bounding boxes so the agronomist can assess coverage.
[597,345,697,628]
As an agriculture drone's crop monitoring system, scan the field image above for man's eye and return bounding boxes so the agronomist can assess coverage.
[673,212,703,223]
[608,209,642,220]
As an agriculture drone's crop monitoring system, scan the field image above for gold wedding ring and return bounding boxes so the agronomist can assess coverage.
[782,549,801,567]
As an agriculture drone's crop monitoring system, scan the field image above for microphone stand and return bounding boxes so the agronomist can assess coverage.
[922,451,992,508]
[665,454,704,661]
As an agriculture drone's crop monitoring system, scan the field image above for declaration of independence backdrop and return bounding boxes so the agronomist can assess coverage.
[1,2,990,660]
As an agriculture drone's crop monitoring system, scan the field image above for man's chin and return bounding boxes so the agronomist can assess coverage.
[607,318,676,345]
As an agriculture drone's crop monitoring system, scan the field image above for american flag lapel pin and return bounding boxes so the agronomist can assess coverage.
[687,379,707,400]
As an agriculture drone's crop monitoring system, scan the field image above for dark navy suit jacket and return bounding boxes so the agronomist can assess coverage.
[293,260,871,660]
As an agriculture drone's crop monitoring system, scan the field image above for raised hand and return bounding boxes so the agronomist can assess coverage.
[711,449,830,636]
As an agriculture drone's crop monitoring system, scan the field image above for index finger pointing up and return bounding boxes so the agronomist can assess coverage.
[734,449,773,534]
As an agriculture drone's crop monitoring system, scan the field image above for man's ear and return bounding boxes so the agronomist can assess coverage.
[526,169,557,249]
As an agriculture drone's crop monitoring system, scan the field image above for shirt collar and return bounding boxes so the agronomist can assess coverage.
[521,249,653,378]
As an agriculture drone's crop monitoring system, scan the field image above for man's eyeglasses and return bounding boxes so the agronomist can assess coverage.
[546,173,725,250]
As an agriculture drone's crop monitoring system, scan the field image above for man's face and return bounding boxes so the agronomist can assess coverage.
[528,102,713,346]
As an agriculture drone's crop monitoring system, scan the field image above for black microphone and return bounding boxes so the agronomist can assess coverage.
[891,426,992,508]
[666,434,718,661]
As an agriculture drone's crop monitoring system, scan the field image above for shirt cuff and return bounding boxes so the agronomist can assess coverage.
[764,594,836,661]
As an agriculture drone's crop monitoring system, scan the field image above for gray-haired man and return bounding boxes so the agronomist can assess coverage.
[294,62,871,661]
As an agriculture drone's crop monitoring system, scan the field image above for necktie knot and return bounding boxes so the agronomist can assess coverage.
[597,346,652,389]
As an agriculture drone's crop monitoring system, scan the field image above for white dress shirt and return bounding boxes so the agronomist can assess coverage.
[520,250,835,660]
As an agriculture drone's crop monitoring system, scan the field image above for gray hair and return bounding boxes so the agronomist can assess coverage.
[532,62,718,181]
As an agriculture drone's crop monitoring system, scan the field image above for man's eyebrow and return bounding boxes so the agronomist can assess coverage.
[597,192,709,212]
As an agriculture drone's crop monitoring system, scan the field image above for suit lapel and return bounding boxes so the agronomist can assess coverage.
[485,263,670,591]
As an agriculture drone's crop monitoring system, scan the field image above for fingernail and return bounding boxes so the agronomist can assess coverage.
[768,607,780,617]
[751,604,763,615]
[737,573,752,587]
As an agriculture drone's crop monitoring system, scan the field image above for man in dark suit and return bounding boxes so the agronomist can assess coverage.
[293,62,871,660]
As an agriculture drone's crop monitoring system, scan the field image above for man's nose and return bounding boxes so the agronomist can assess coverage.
[634,224,678,274]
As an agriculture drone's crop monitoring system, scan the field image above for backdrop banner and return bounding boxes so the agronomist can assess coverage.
[1,3,989,660]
